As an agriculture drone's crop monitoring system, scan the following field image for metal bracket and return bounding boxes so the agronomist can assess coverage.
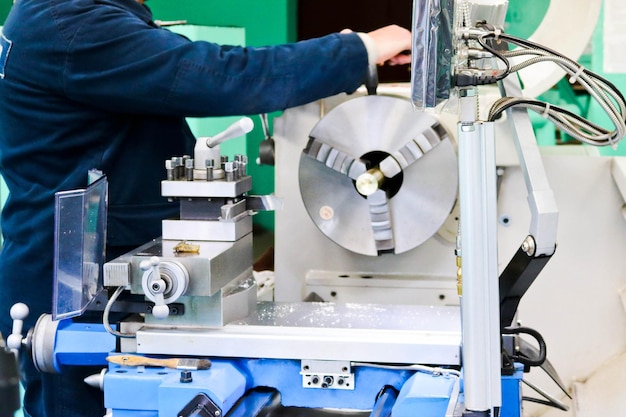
[300,359,354,390]
[499,77,558,257]
[499,238,553,329]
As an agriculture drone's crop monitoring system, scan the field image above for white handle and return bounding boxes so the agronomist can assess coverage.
[8,303,29,356]
[140,257,169,320]
[204,117,254,148]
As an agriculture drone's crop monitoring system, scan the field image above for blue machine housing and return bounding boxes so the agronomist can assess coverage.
[37,319,525,416]
[102,358,523,417]
[41,319,523,416]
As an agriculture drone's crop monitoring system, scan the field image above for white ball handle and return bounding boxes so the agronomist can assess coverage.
[7,303,29,356]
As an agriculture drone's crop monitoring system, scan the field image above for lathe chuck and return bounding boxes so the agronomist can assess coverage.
[299,95,458,256]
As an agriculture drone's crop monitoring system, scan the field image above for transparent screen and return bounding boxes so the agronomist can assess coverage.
[53,175,107,320]
[411,0,455,109]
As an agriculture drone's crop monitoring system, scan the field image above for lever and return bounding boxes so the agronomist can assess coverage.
[7,303,29,357]
[258,113,275,166]
[194,117,254,172]
[204,117,254,148]
[140,257,169,320]
[365,64,378,96]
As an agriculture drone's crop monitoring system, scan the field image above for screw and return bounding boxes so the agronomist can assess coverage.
[521,236,536,256]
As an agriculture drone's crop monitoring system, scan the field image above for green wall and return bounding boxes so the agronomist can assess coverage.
[148,0,296,46]
[0,2,9,21]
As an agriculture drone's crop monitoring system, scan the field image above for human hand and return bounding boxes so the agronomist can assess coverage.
[367,25,412,66]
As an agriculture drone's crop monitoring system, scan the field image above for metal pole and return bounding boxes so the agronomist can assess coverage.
[458,89,502,415]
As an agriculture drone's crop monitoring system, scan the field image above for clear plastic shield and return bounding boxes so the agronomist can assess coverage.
[411,0,455,109]
[53,175,108,320]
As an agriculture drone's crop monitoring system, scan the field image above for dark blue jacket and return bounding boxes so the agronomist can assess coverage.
[0,0,369,331]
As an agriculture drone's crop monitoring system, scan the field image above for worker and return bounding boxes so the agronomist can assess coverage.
[0,0,411,416]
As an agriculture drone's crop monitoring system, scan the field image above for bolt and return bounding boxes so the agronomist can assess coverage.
[185,158,194,181]
[521,236,536,256]
[180,370,192,383]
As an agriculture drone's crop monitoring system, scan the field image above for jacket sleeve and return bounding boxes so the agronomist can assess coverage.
[60,5,369,117]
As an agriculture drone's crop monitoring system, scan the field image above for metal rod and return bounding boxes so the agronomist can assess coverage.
[369,386,398,417]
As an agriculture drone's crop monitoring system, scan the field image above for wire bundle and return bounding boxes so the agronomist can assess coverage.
[468,31,626,148]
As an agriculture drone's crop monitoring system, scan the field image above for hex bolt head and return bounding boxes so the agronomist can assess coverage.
[180,370,193,383]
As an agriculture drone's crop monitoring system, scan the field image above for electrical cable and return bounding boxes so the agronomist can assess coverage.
[503,325,569,411]
[475,32,510,81]
[103,286,136,339]
[502,52,625,137]
[493,33,624,146]
[457,28,626,148]
[539,358,572,400]
[489,97,616,146]
[351,362,461,377]
[522,396,568,412]
[501,326,547,367]
[522,378,569,411]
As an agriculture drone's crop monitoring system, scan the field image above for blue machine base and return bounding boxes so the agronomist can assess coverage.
[103,358,523,417]
[47,320,523,416]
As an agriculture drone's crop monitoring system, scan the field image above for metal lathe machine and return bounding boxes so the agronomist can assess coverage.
[5,0,626,416]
